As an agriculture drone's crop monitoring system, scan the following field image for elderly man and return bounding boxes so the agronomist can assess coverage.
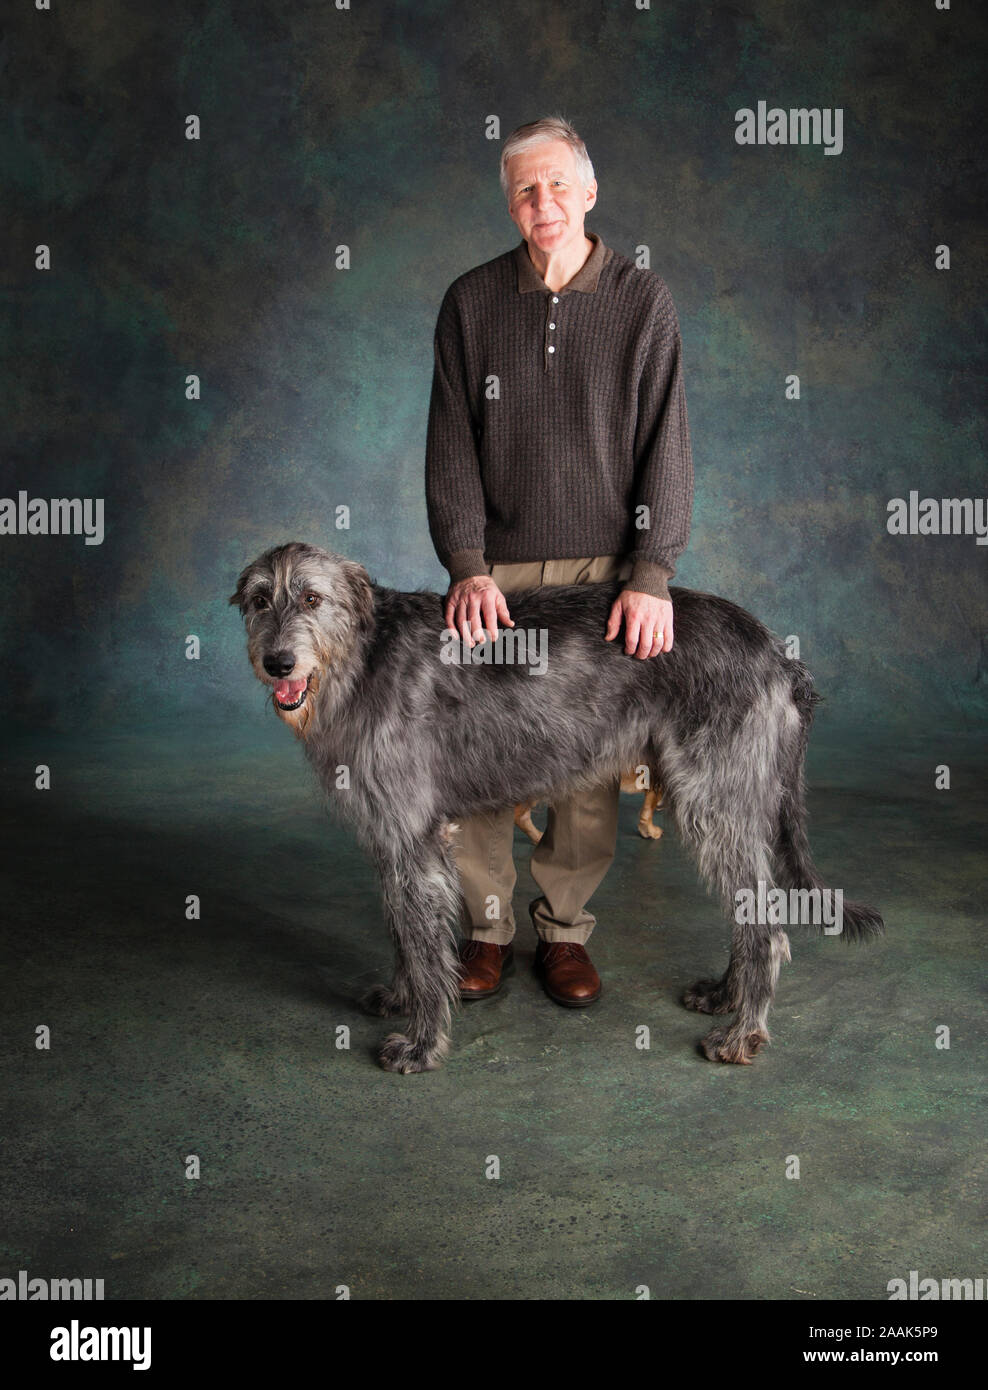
[425,115,693,1006]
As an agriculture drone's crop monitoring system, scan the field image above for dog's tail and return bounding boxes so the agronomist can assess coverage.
[774,660,885,942]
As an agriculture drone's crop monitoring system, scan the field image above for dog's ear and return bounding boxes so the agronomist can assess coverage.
[341,560,375,635]
[229,564,252,609]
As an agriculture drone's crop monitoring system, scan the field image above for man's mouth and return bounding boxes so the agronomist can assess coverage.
[272,676,309,711]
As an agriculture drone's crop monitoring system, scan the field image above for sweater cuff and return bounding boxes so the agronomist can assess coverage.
[446,548,489,584]
[627,559,674,602]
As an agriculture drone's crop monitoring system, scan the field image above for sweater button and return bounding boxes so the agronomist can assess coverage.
[549,322,556,329]
[548,345,555,353]
[551,295,559,303]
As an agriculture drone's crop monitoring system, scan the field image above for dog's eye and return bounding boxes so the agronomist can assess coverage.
[251,595,269,612]
[302,592,321,608]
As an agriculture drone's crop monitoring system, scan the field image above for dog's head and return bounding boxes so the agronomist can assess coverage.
[229,542,373,736]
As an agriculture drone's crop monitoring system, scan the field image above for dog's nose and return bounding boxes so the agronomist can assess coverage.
[263,650,297,678]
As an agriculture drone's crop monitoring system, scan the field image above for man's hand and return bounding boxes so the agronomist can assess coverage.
[604,589,674,658]
[445,575,515,647]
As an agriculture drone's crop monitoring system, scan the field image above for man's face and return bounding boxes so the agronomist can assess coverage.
[505,139,597,255]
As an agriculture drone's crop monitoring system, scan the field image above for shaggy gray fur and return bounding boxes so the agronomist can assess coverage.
[231,542,884,1073]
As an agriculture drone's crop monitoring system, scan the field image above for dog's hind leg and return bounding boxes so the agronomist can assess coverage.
[680,856,792,1062]
[365,833,462,1074]
[663,689,793,1063]
[681,970,735,1015]
[693,925,791,1064]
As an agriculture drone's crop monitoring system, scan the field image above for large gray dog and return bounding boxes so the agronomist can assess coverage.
[231,542,883,1074]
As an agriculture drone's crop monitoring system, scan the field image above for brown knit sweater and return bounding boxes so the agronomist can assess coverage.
[425,232,693,601]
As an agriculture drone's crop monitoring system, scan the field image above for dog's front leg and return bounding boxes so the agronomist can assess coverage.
[368,839,461,1074]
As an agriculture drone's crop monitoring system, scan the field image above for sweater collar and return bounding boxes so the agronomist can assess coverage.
[513,231,609,294]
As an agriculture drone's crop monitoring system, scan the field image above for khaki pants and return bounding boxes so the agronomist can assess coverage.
[453,554,633,945]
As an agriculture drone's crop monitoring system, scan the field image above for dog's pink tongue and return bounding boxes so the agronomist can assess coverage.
[274,678,307,701]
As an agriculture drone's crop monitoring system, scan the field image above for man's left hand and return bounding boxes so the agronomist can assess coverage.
[604,589,674,658]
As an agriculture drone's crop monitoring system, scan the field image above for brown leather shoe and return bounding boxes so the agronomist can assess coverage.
[534,940,602,1007]
[458,940,514,999]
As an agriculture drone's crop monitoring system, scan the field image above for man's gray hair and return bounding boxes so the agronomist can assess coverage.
[499,115,595,200]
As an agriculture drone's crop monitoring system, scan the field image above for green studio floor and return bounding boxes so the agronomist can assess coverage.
[0,717,983,1301]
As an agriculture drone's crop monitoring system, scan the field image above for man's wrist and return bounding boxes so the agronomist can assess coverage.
[627,558,674,602]
[446,548,489,585]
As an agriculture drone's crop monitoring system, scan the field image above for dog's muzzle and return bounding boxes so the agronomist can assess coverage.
[272,676,309,711]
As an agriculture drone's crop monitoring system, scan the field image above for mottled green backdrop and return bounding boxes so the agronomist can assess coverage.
[4,0,986,734]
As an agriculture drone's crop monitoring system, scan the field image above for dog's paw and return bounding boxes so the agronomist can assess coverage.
[637,821,663,840]
[682,979,733,1014]
[361,984,407,1018]
[699,1025,769,1065]
[378,1032,445,1074]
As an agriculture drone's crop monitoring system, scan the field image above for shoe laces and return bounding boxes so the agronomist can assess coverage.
[461,940,501,960]
[543,941,586,960]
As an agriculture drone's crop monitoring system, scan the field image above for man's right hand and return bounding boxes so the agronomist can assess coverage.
[445,575,515,647]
